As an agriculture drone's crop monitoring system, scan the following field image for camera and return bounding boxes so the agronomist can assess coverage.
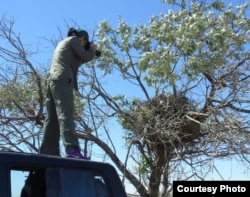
[85,41,101,57]
[95,50,101,57]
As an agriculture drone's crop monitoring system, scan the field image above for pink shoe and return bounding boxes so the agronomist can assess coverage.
[66,149,90,160]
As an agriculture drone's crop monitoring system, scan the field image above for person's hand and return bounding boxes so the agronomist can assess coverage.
[90,43,97,51]
[91,43,101,57]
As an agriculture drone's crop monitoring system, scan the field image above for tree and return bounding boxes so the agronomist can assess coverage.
[0,1,250,197]
[94,0,250,196]
[0,16,46,152]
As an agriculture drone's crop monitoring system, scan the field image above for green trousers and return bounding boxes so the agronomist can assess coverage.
[40,78,80,156]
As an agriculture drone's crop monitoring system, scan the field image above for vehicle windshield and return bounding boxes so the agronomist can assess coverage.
[12,167,110,197]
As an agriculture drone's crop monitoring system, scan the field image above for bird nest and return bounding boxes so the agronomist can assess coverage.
[120,93,201,148]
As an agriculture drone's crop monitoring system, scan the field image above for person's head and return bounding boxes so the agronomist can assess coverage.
[67,28,89,48]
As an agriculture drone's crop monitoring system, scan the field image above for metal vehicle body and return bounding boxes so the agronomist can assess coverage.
[0,151,127,197]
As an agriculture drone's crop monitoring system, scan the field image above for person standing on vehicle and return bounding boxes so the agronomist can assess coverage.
[40,28,97,159]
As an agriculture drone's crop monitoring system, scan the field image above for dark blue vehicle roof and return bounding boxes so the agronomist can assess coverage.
[0,151,127,197]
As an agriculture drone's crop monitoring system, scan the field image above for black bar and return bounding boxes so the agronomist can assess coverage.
[173,181,250,197]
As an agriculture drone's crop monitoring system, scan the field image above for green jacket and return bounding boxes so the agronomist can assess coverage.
[49,36,95,90]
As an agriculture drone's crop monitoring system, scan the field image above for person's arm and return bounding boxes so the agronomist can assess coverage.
[71,37,95,63]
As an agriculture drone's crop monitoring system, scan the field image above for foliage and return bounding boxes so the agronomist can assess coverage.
[95,0,250,196]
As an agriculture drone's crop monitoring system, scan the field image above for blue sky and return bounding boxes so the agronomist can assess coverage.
[1,0,250,195]
[0,0,168,41]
